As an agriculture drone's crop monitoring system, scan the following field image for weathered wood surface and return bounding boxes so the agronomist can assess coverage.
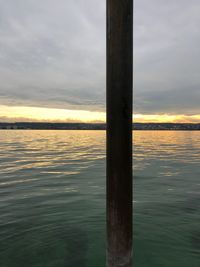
[106,0,133,266]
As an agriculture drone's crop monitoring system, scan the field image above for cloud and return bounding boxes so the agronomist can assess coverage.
[134,87,200,115]
[0,0,199,118]
[134,0,200,116]
[0,0,106,111]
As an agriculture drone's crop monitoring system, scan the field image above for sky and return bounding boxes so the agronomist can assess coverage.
[0,0,200,123]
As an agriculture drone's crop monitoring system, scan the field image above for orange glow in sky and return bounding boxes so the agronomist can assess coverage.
[0,105,200,123]
[133,114,200,123]
[0,105,106,123]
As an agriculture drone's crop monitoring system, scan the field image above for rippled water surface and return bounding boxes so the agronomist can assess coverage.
[0,130,200,267]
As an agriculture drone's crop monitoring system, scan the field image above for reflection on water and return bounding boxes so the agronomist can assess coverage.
[133,131,200,267]
[0,130,200,266]
[0,131,106,267]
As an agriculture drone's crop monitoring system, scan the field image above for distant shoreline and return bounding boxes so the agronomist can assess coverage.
[0,122,200,131]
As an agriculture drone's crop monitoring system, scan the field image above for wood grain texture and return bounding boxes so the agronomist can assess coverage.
[106,0,133,266]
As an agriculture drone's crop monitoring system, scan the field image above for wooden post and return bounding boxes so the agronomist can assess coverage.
[106,0,133,266]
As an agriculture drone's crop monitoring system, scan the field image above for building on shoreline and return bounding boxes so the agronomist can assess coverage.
[0,122,200,130]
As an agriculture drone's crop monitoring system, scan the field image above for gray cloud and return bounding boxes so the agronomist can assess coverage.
[0,0,200,115]
[134,0,200,115]
[0,0,106,111]
[134,87,200,115]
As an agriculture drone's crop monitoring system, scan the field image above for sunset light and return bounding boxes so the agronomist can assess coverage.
[0,105,106,123]
[133,114,200,123]
[1,105,200,123]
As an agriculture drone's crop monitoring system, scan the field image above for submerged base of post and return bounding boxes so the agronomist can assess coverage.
[106,0,133,266]
[107,252,132,267]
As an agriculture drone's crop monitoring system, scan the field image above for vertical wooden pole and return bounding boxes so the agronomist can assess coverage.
[106,0,133,266]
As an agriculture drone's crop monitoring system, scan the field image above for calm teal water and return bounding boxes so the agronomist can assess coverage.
[0,130,200,267]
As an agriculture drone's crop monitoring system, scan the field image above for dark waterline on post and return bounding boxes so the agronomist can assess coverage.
[106,0,133,266]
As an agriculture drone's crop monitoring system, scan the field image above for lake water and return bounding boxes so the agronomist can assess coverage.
[0,130,200,267]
